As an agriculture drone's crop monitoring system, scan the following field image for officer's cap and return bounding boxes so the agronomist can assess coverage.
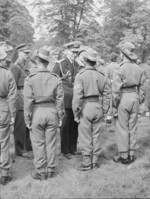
[64,41,81,52]
[16,43,31,53]
[0,50,7,60]
[37,48,49,62]
[119,42,137,61]
[84,48,99,62]
[0,41,13,52]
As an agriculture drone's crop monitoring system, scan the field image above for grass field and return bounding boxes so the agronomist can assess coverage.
[1,116,150,199]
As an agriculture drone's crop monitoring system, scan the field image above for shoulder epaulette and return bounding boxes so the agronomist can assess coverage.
[78,68,86,75]
[0,65,8,70]
[26,72,37,79]
[51,72,59,78]
[95,67,107,76]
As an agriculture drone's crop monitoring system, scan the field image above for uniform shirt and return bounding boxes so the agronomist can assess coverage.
[106,62,119,80]
[52,56,79,108]
[0,65,17,117]
[11,59,30,110]
[24,68,64,125]
[72,65,111,118]
[112,61,146,104]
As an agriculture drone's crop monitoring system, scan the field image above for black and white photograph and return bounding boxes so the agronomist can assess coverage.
[0,0,150,198]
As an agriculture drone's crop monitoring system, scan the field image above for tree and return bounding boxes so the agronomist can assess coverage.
[31,0,97,46]
[0,0,34,45]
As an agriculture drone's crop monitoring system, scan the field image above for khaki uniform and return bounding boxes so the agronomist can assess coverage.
[72,66,111,166]
[11,59,31,155]
[24,68,64,174]
[0,65,17,176]
[112,61,146,157]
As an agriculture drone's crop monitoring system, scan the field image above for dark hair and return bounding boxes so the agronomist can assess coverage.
[85,59,96,66]
[38,57,49,65]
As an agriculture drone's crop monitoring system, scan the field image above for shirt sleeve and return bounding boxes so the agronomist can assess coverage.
[56,77,65,120]
[24,77,34,125]
[72,74,83,119]
[7,71,17,117]
[11,65,20,85]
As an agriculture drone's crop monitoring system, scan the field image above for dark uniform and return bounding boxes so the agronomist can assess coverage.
[0,51,17,183]
[24,49,64,178]
[112,42,146,164]
[11,55,32,156]
[72,49,111,170]
[53,55,79,156]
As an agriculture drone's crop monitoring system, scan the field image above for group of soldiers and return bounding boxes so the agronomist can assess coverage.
[0,40,148,185]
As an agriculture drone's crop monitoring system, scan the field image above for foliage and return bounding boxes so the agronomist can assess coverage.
[31,0,97,46]
[0,0,34,45]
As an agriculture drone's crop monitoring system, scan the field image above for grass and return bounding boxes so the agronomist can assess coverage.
[1,116,150,199]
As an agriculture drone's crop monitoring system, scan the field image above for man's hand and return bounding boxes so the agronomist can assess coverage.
[26,123,32,130]
[106,115,112,124]
[74,117,80,123]
[10,117,15,126]
[58,120,62,128]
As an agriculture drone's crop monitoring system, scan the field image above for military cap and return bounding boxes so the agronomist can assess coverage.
[16,43,31,53]
[119,42,137,61]
[0,41,13,52]
[64,41,81,52]
[0,50,7,60]
[36,48,49,62]
[84,48,99,62]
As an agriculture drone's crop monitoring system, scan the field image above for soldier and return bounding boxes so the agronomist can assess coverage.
[0,50,17,185]
[112,42,146,164]
[24,48,64,180]
[11,43,32,158]
[106,53,119,118]
[72,48,111,171]
[52,41,80,159]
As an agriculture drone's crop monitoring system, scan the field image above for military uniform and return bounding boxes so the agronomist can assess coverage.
[24,67,64,177]
[11,58,31,156]
[0,63,17,179]
[53,56,79,156]
[112,42,146,163]
[72,49,111,170]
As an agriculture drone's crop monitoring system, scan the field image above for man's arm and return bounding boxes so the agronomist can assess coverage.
[24,77,34,126]
[138,69,146,104]
[56,77,65,124]
[7,71,17,119]
[102,77,111,116]
[72,74,83,122]
[11,65,20,85]
[112,68,123,108]
[52,62,61,77]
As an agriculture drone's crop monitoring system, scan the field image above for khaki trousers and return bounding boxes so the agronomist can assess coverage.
[0,101,11,177]
[78,101,102,166]
[115,92,139,157]
[31,106,58,174]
